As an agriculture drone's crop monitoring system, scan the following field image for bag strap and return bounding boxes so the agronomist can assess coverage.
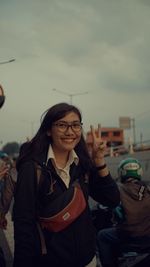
[34,161,88,254]
[34,162,47,255]
[36,222,47,255]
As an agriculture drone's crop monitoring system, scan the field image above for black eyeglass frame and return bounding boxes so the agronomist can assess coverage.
[52,121,83,132]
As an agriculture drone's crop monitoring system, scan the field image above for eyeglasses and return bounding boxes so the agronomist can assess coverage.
[53,121,83,132]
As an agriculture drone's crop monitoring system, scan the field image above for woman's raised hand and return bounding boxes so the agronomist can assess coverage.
[90,124,107,160]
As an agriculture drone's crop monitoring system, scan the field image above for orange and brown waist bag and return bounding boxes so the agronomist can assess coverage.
[38,182,87,232]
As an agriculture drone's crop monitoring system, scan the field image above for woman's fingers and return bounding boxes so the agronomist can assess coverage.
[90,124,102,144]
[98,123,101,138]
[90,125,97,145]
[90,125,96,138]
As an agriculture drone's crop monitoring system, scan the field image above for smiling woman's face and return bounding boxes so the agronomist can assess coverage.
[47,111,82,154]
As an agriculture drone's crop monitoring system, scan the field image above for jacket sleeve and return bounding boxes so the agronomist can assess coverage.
[89,168,120,209]
[13,161,41,267]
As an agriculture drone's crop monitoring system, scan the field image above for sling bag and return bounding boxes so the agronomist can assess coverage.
[36,163,87,233]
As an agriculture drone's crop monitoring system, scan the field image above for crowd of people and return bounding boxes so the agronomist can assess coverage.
[0,86,150,267]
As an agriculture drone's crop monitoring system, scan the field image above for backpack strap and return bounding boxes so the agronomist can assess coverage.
[36,222,47,255]
[35,163,42,185]
[138,185,145,200]
[34,162,47,255]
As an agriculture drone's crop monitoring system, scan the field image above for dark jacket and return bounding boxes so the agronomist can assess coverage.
[13,153,120,267]
[117,180,150,237]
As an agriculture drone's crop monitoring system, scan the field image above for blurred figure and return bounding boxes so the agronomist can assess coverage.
[0,83,7,183]
[0,156,17,229]
[97,157,150,267]
[0,160,9,181]
[0,84,7,267]
[0,84,5,109]
[0,84,18,227]
[0,156,10,229]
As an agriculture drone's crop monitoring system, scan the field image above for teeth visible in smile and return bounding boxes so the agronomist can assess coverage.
[63,139,74,142]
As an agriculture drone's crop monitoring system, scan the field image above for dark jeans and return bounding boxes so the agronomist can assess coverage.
[0,247,6,267]
[97,227,120,266]
[97,227,150,267]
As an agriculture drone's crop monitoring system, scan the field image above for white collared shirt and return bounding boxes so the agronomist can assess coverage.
[46,145,79,187]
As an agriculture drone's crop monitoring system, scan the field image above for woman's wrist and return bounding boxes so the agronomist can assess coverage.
[94,157,105,166]
[96,163,107,171]
[95,161,109,176]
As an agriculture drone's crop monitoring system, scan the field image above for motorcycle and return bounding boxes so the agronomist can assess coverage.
[90,201,150,267]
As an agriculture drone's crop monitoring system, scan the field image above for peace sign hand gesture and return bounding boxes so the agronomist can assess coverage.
[90,124,107,162]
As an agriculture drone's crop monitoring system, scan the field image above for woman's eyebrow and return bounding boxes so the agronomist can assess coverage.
[56,120,80,123]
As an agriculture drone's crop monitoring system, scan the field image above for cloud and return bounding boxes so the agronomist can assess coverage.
[0,0,150,144]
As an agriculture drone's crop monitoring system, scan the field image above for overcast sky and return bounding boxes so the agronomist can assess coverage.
[0,0,150,146]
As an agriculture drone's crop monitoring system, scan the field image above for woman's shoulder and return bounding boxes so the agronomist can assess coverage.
[16,142,32,170]
[19,141,31,154]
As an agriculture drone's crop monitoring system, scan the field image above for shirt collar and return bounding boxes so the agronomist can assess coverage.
[46,144,79,167]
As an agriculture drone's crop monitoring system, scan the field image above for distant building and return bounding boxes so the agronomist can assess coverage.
[86,127,124,156]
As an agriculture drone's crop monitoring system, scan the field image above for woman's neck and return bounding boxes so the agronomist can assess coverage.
[53,149,70,169]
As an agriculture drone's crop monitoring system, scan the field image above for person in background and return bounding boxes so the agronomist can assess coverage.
[0,84,5,109]
[0,84,9,229]
[0,160,9,182]
[0,155,12,229]
[0,156,17,229]
[13,102,120,267]
[0,84,7,181]
[0,83,7,191]
[0,84,6,267]
[97,157,150,267]
[0,84,18,226]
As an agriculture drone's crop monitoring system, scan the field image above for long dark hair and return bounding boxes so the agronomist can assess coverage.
[17,102,92,171]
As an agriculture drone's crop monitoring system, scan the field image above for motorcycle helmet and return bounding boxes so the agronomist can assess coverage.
[118,157,143,183]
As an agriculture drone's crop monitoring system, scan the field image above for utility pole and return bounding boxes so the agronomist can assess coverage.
[0,58,16,65]
[52,88,88,104]
[131,118,136,146]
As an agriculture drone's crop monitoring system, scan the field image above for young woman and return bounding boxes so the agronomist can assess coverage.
[13,102,120,267]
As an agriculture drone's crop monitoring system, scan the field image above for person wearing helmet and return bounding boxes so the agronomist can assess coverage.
[118,157,143,183]
[97,157,150,267]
